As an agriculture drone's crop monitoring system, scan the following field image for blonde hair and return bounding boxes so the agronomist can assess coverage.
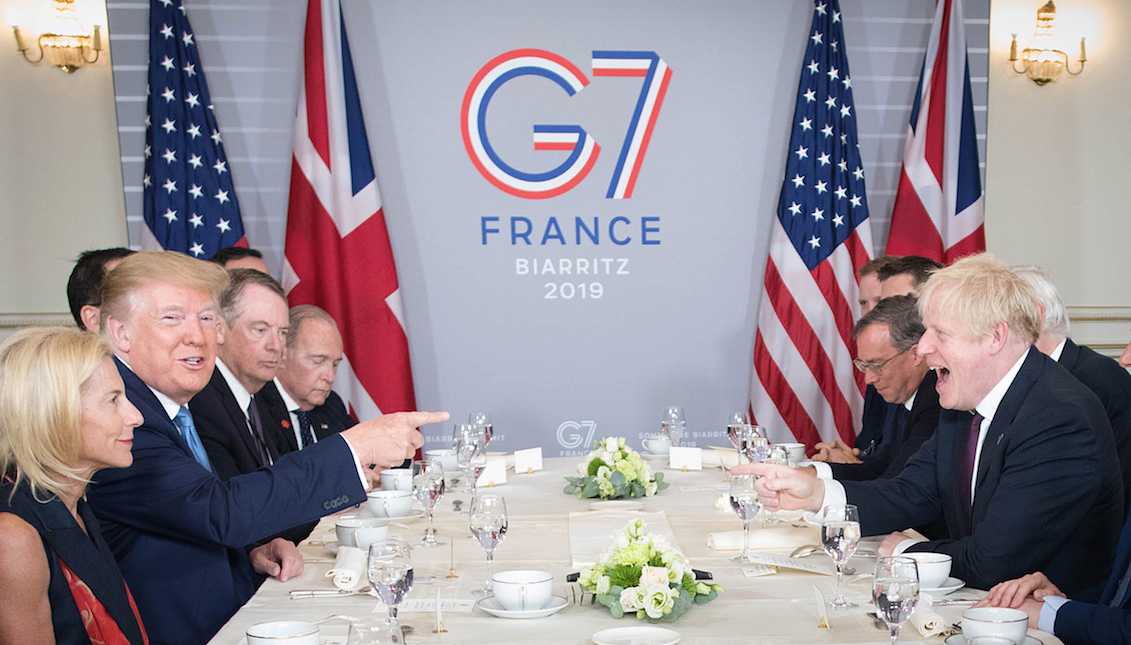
[918,253,1041,344]
[100,251,230,330]
[0,327,114,500]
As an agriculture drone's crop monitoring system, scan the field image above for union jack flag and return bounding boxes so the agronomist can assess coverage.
[141,0,245,256]
[749,0,873,450]
[283,0,416,420]
[885,0,984,263]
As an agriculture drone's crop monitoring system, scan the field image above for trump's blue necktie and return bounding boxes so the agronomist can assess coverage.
[174,405,213,472]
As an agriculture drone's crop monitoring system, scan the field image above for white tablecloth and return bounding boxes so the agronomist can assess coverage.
[207,457,1059,645]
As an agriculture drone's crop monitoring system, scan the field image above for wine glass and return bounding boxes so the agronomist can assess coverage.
[469,494,507,597]
[662,405,685,447]
[761,446,789,524]
[728,474,761,563]
[726,412,750,449]
[469,411,493,446]
[873,556,919,645]
[738,425,770,464]
[367,542,413,636]
[821,504,861,610]
[412,459,445,547]
[453,423,485,493]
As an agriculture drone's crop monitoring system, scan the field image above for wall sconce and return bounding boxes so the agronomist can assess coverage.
[1008,1,1085,85]
[9,0,102,73]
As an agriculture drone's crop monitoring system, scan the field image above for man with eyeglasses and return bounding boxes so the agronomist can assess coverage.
[809,295,940,481]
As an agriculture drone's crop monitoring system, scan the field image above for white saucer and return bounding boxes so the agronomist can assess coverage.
[323,540,341,554]
[592,626,680,645]
[356,507,426,523]
[588,500,645,512]
[922,576,965,596]
[477,595,568,619]
[945,635,1042,645]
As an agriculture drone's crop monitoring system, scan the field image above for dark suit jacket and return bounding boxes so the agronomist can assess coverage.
[1060,339,1131,519]
[832,371,941,481]
[1055,509,1131,645]
[855,385,895,454]
[87,359,368,645]
[258,382,357,455]
[190,367,285,481]
[842,348,1123,595]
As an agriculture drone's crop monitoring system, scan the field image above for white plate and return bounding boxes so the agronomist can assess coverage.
[476,595,568,619]
[588,500,645,512]
[922,576,965,596]
[945,635,1042,645]
[356,507,426,523]
[323,540,341,555]
[592,626,680,645]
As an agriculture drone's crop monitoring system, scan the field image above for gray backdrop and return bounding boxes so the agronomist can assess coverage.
[106,0,988,455]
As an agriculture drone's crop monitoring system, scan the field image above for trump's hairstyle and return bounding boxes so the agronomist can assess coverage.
[219,269,288,325]
[287,305,339,351]
[0,327,113,501]
[1012,265,1070,340]
[918,253,1041,344]
[99,251,230,330]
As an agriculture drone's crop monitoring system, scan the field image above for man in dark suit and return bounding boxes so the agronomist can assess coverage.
[741,253,1123,595]
[1015,265,1131,518]
[87,251,446,645]
[66,247,135,332]
[810,295,941,482]
[191,269,291,481]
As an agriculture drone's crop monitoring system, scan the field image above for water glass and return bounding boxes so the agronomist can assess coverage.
[367,542,413,632]
[821,504,861,610]
[728,474,761,563]
[661,405,685,447]
[453,423,486,493]
[873,556,920,645]
[738,425,769,464]
[412,459,445,547]
[469,411,494,446]
[469,494,507,597]
[761,446,789,525]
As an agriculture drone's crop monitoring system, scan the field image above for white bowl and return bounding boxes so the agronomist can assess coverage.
[366,490,414,517]
[642,436,672,455]
[906,552,952,589]
[961,607,1028,645]
[335,518,389,551]
[491,569,553,612]
[246,621,319,645]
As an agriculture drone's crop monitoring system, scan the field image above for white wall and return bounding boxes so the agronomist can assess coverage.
[986,0,1130,353]
[0,0,126,341]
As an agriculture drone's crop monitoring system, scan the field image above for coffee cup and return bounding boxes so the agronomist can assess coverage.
[425,448,458,472]
[642,436,672,455]
[247,621,319,645]
[380,467,412,491]
[491,570,554,612]
[906,552,952,589]
[335,518,389,551]
[776,442,807,466]
[367,489,414,518]
[961,607,1029,645]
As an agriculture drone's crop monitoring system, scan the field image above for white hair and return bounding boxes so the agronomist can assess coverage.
[1012,264,1070,340]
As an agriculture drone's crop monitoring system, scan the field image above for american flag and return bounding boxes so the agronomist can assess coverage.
[884,0,984,263]
[140,0,245,256]
[282,0,416,420]
[749,0,873,450]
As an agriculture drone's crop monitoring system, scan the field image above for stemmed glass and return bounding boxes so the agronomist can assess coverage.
[469,494,507,597]
[724,412,749,482]
[662,405,685,447]
[453,423,486,494]
[728,474,761,563]
[412,459,445,547]
[873,556,920,645]
[469,411,493,446]
[821,504,861,610]
[761,445,789,524]
[738,424,770,464]
[367,542,413,638]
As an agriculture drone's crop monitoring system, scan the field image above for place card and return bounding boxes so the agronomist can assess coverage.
[476,457,508,487]
[742,564,777,578]
[740,553,834,576]
[813,585,831,629]
[513,447,543,474]
[669,446,702,471]
[380,598,476,613]
[679,484,730,492]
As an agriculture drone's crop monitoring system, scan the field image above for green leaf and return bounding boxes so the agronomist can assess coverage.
[587,458,607,476]
[681,572,696,592]
[610,470,627,488]
[631,482,645,497]
[694,589,718,604]
[606,564,641,589]
[582,479,600,498]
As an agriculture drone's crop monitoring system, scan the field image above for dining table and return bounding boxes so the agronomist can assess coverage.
[208,454,1061,645]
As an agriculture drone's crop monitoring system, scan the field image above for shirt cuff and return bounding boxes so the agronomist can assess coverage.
[339,435,372,491]
[811,461,833,479]
[892,539,919,555]
[1038,595,1070,634]
[804,478,846,523]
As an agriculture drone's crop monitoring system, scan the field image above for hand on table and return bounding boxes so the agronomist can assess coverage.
[250,538,304,582]
[811,440,862,464]
[732,462,825,512]
[877,532,911,557]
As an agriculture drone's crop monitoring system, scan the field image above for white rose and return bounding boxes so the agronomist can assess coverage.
[619,586,642,611]
[614,532,630,549]
[645,481,658,496]
[596,575,611,595]
[640,565,670,588]
[669,561,685,583]
[643,583,674,619]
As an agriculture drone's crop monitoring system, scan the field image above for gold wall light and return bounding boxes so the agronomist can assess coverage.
[9,0,102,73]
[1009,1,1086,85]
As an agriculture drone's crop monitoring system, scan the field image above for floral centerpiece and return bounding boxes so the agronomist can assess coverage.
[579,518,721,621]
[563,437,668,500]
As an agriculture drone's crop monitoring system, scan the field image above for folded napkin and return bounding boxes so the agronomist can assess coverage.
[325,545,368,591]
[707,523,813,551]
[910,594,948,638]
[702,450,741,470]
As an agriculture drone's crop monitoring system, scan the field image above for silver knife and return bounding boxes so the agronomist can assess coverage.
[289,589,366,599]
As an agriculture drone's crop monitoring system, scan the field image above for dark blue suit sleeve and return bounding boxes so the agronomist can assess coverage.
[1055,600,1131,645]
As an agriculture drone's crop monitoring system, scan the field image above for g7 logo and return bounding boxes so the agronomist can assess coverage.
[557,420,597,450]
[461,49,672,200]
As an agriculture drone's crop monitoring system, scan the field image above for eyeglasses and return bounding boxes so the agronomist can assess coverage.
[852,347,909,376]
